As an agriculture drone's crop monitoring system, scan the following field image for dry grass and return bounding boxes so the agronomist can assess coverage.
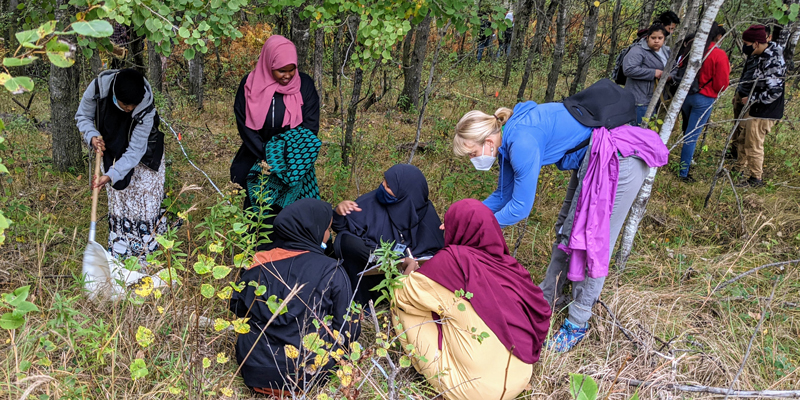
[0,40,798,399]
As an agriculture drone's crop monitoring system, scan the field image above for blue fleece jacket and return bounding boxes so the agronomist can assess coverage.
[483,101,592,227]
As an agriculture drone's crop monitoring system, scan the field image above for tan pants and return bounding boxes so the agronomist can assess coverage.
[734,115,775,180]
[394,273,533,400]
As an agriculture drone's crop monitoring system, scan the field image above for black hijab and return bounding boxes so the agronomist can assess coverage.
[335,164,444,256]
[273,198,333,254]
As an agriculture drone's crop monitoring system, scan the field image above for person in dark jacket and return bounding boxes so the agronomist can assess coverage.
[733,25,786,187]
[230,198,359,395]
[623,23,671,125]
[75,68,167,264]
[730,25,770,160]
[231,35,320,215]
[476,12,494,63]
[676,23,730,182]
[332,164,444,305]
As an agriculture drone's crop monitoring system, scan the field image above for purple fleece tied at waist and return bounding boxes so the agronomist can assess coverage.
[561,125,668,281]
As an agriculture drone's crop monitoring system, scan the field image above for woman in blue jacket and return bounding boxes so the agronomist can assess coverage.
[452,101,657,353]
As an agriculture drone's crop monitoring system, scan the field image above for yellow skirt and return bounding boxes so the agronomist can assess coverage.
[394,273,533,400]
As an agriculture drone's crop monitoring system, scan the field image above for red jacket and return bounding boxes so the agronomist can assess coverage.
[698,43,730,98]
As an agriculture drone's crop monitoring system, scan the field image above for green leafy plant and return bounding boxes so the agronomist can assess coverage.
[569,374,639,400]
[0,285,39,330]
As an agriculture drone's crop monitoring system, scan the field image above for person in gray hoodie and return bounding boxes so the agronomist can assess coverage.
[75,68,167,264]
[623,23,671,125]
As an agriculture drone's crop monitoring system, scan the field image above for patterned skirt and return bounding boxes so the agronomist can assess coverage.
[105,160,167,264]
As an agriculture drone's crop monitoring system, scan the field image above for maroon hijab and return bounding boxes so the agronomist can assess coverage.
[417,199,551,364]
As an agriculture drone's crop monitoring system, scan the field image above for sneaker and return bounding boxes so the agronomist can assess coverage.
[547,318,589,353]
[678,174,696,183]
[737,177,764,188]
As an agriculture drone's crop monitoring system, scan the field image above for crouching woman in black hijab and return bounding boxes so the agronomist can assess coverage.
[332,164,445,304]
[230,198,359,396]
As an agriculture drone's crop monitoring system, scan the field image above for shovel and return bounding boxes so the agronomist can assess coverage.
[82,151,157,301]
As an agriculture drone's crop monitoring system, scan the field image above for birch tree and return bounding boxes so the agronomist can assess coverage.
[615,0,725,270]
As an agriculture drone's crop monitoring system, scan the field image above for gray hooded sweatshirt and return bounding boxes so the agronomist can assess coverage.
[75,70,156,184]
[622,39,671,106]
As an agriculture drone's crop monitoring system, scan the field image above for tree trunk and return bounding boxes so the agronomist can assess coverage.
[90,50,103,77]
[408,22,450,163]
[787,26,800,72]
[313,25,325,103]
[545,0,567,102]
[517,0,557,100]
[615,0,725,270]
[342,16,362,167]
[332,23,345,87]
[568,0,599,95]
[638,0,656,30]
[292,7,311,73]
[530,0,558,55]
[129,29,146,75]
[502,0,534,87]
[188,54,204,109]
[671,0,683,12]
[147,39,163,92]
[50,1,83,172]
[398,11,432,110]
[604,0,623,77]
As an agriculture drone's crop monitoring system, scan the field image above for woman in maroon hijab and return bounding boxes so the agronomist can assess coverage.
[393,199,551,400]
[231,35,320,213]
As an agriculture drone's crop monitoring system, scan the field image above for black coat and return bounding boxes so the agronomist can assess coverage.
[230,72,320,187]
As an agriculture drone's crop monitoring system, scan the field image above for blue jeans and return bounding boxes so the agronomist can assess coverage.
[635,105,648,126]
[477,38,493,62]
[679,93,715,177]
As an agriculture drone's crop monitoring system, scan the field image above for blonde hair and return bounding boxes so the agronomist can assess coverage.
[453,107,513,157]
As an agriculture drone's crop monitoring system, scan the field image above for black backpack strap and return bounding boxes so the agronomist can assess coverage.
[564,137,590,155]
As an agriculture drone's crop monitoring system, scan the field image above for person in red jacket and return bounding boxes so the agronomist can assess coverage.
[677,23,730,182]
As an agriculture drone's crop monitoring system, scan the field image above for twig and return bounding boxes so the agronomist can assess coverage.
[704,83,756,209]
[597,299,645,348]
[612,377,800,398]
[499,347,514,400]
[724,169,748,237]
[723,277,781,400]
[712,259,798,293]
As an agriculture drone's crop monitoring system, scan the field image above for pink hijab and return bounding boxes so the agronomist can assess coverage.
[244,35,304,131]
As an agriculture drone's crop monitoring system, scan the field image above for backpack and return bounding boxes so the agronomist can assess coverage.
[611,43,635,85]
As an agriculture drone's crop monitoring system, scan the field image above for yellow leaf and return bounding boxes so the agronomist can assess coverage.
[220,387,233,397]
[39,193,46,201]
[285,344,299,359]
[202,357,211,368]
[216,352,229,364]
[135,326,154,348]
[157,306,164,314]
[594,0,600,6]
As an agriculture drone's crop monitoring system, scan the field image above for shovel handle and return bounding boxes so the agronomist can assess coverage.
[91,151,102,223]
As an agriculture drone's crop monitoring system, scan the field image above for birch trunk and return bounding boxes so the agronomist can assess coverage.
[569,0,599,95]
[313,26,324,103]
[545,0,567,102]
[615,0,725,270]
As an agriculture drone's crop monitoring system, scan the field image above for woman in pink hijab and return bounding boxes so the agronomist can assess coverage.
[231,35,320,212]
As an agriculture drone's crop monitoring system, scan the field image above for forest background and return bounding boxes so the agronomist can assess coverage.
[0,0,799,398]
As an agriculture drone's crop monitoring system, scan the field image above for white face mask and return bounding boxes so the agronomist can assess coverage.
[470,143,496,171]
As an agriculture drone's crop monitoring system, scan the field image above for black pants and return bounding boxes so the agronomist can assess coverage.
[336,234,382,305]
